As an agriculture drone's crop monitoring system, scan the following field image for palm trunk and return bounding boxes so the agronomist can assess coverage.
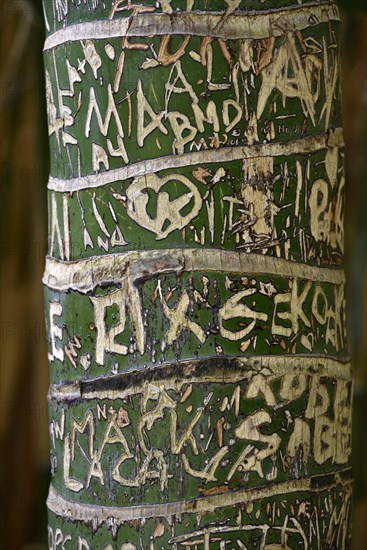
[42,1,352,548]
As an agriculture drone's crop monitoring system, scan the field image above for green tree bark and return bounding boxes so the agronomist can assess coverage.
[42,1,352,548]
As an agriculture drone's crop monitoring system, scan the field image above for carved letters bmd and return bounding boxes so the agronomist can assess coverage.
[43,0,352,548]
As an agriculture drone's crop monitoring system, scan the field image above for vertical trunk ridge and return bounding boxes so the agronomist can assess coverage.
[43,1,352,548]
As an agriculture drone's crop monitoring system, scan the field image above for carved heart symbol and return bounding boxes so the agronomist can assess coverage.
[125,173,203,240]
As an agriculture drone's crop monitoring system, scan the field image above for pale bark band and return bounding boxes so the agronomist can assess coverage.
[44,2,339,51]
[48,355,352,402]
[44,248,345,293]
[47,470,351,523]
[48,130,344,192]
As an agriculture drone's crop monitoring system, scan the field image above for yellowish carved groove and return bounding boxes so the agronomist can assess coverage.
[44,2,339,51]
[47,355,351,402]
[44,248,345,293]
[48,129,344,192]
[47,471,351,522]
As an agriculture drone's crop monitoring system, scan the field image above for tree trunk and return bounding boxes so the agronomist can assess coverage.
[42,1,352,548]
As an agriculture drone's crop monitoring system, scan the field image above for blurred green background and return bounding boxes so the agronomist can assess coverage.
[0,0,366,548]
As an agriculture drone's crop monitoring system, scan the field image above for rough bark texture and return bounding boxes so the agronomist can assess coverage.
[43,1,352,548]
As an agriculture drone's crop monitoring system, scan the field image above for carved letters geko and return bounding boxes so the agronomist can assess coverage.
[45,271,347,382]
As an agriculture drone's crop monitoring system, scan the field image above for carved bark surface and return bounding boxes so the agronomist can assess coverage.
[43,1,352,548]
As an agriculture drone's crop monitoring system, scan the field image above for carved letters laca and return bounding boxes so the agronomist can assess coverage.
[43,1,352,548]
